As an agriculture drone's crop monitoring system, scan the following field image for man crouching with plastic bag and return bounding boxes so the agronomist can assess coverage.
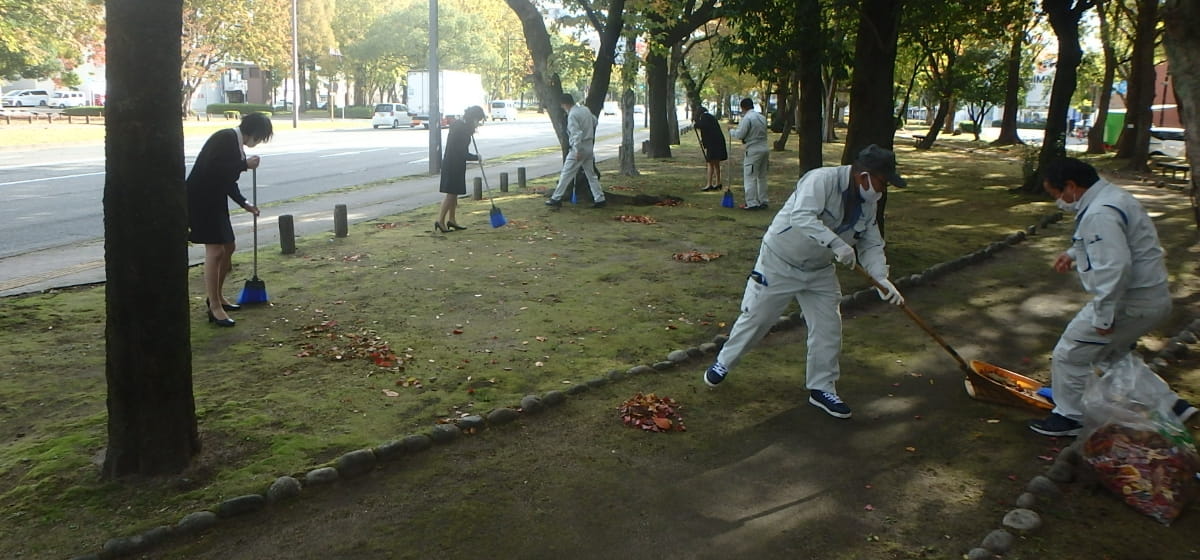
[1031,157,1197,437]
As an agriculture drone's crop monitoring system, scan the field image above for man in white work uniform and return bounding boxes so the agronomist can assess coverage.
[702,144,907,419]
[546,93,606,209]
[1030,157,1196,436]
[729,97,769,210]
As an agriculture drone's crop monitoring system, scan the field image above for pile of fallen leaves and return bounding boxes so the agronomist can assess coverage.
[618,392,686,433]
[297,319,407,369]
[672,250,722,262]
[654,198,682,207]
[614,215,657,224]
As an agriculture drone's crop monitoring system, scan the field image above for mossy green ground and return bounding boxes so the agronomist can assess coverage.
[1,131,1197,558]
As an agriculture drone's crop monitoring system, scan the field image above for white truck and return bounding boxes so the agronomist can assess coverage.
[406,70,487,129]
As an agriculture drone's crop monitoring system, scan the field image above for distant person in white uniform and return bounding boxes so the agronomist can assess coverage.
[729,97,769,210]
[546,93,606,209]
[702,145,908,420]
[1029,157,1196,437]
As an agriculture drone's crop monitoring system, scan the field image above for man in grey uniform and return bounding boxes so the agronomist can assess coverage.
[546,93,606,208]
[703,144,907,419]
[1030,157,1196,436]
[729,97,770,210]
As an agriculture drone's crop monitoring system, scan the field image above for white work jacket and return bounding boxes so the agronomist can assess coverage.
[1066,179,1168,330]
[761,165,889,279]
[566,105,596,151]
[731,109,768,149]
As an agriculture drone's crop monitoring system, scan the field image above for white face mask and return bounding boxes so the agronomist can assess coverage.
[859,173,882,203]
[1056,197,1079,213]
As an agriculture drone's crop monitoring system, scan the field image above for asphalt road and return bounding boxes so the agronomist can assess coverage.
[0,115,628,260]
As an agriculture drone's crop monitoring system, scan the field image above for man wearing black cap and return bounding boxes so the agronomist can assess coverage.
[702,144,907,420]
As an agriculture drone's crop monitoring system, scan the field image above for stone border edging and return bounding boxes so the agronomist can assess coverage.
[71,210,1195,560]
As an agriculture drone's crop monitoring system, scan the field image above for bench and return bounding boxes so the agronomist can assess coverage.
[912,134,926,147]
[1152,159,1190,181]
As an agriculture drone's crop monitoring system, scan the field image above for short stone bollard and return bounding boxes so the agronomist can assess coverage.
[517,167,526,189]
[499,172,509,193]
[473,177,483,201]
[334,204,348,238]
[278,214,296,254]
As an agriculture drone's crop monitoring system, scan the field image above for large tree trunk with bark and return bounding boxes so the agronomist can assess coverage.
[798,0,824,173]
[507,0,569,153]
[1022,0,1090,193]
[992,26,1027,146]
[841,0,903,163]
[1162,0,1200,228]
[620,88,639,176]
[103,0,199,478]
[919,98,952,149]
[772,75,795,150]
[1114,0,1156,171]
[645,50,673,158]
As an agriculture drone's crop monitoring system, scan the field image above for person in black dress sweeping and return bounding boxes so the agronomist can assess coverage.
[692,105,728,191]
[186,112,273,327]
[435,105,487,232]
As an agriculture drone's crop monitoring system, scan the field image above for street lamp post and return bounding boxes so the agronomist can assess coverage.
[291,0,300,129]
[428,0,441,174]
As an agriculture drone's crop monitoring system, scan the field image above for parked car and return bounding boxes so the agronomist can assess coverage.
[1149,127,1186,158]
[633,104,645,114]
[490,100,517,121]
[372,103,414,128]
[1,89,51,108]
[602,101,618,115]
[49,91,88,108]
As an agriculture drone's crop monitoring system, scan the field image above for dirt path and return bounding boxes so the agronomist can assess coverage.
[144,181,1200,560]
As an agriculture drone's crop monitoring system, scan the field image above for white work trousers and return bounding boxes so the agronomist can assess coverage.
[716,246,843,393]
[551,145,604,202]
[1050,283,1178,422]
[742,144,770,207]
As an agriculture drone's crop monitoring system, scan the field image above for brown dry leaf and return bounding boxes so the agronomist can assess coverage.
[672,251,722,263]
[614,215,657,224]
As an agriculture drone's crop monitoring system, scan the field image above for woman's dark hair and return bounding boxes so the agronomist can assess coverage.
[1042,157,1099,191]
[239,112,274,144]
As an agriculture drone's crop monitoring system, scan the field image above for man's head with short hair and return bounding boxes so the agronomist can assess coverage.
[853,144,906,187]
[740,98,754,112]
[559,93,575,108]
[1042,157,1100,192]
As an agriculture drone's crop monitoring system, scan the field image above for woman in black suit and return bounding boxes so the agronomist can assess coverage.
[435,105,487,232]
[692,105,728,191]
[186,112,273,326]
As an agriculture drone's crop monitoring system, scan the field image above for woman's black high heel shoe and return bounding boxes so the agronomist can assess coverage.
[434,221,449,233]
[447,222,467,231]
[207,298,240,312]
[207,309,235,327]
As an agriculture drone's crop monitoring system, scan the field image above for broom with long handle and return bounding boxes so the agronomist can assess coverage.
[471,137,506,228]
[237,168,269,304]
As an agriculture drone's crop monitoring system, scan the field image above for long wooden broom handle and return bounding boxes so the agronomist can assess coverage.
[853,265,971,373]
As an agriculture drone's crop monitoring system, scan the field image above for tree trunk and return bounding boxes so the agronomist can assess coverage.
[1088,3,1117,154]
[841,0,903,163]
[620,88,639,176]
[772,75,794,150]
[798,0,824,173]
[1022,0,1090,193]
[645,50,673,158]
[666,42,682,146]
[823,73,839,142]
[1115,0,1156,171]
[103,0,199,478]
[506,0,569,153]
[919,98,951,149]
[992,26,1026,146]
[942,97,958,133]
[1162,0,1200,228]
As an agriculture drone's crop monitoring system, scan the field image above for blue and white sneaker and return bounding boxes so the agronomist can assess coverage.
[1029,412,1082,437]
[703,362,728,387]
[809,390,851,419]
[1174,399,1199,424]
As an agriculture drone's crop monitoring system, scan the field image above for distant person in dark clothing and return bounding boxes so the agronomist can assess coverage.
[436,105,487,232]
[693,105,728,191]
[186,112,273,327]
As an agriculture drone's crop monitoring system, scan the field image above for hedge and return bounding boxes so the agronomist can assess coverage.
[205,103,273,116]
[63,106,105,117]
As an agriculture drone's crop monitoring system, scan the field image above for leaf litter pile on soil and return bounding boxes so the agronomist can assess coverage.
[1,134,1198,559]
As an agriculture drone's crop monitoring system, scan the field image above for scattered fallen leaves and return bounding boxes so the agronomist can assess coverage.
[375,222,399,229]
[298,319,405,369]
[654,198,681,206]
[608,185,635,191]
[618,392,687,433]
[672,251,722,262]
[614,215,657,224]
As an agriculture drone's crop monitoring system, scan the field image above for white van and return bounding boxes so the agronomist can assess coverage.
[49,91,88,108]
[490,100,517,121]
[371,103,414,129]
[1,89,51,108]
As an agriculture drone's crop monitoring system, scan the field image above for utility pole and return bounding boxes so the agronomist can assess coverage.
[428,0,441,174]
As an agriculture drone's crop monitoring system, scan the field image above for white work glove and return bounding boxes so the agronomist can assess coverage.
[831,242,856,269]
[874,277,904,306]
